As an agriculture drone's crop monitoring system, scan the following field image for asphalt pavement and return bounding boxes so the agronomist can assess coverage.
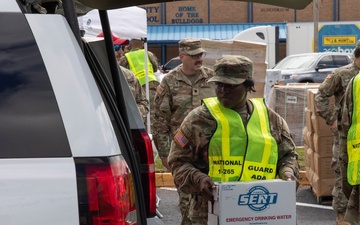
[156,185,337,225]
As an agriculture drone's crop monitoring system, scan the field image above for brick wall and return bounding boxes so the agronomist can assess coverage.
[142,0,360,25]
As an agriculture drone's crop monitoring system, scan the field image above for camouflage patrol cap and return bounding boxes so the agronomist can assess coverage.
[208,55,253,85]
[178,38,206,55]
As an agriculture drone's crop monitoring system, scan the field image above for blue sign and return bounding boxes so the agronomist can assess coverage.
[318,24,360,53]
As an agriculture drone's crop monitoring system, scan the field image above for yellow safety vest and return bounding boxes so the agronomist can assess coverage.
[125,49,157,86]
[347,74,360,185]
[204,97,278,182]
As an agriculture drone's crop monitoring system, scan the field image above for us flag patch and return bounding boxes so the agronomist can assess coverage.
[174,130,189,148]
[156,85,164,94]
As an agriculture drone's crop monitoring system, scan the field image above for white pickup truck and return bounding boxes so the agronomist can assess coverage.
[0,1,164,225]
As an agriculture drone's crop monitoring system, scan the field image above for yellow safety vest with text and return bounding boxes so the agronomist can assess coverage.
[125,49,157,86]
[347,74,360,185]
[204,97,278,182]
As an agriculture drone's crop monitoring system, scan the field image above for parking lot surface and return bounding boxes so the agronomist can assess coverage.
[157,185,337,225]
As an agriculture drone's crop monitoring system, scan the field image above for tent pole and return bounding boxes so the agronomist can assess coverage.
[143,38,151,133]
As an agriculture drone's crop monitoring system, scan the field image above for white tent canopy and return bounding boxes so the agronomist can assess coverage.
[78,6,147,39]
[79,7,153,133]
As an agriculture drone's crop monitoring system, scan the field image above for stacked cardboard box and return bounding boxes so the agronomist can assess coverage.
[201,39,267,99]
[303,88,335,199]
[267,83,320,146]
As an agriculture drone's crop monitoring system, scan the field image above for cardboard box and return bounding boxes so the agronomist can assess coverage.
[311,114,333,137]
[306,167,315,183]
[310,173,335,197]
[201,39,267,99]
[313,134,333,157]
[306,89,319,113]
[313,153,334,179]
[208,180,296,225]
[305,107,313,132]
[303,126,314,150]
[307,88,336,123]
[304,146,314,170]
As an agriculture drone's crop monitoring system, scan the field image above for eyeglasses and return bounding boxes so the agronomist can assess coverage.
[185,52,206,60]
[114,45,123,51]
[214,82,241,90]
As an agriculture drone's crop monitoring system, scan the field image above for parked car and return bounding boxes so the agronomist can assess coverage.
[161,56,182,73]
[0,1,163,225]
[156,56,182,83]
[270,52,353,84]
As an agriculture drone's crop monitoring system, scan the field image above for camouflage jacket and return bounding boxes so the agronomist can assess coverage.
[152,66,216,157]
[339,74,357,197]
[168,99,300,194]
[119,49,158,73]
[339,75,356,140]
[315,62,359,125]
[120,66,149,118]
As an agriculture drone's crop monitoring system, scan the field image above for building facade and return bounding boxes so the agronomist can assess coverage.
[139,0,360,65]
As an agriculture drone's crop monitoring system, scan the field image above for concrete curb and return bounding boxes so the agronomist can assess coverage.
[156,171,309,187]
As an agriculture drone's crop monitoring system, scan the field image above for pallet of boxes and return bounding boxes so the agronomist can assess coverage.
[303,88,335,204]
[267,84,335,204]
[266,83,321,146]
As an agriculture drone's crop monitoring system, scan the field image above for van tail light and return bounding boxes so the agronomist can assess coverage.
[75,156,137,225]
[131,130,156,217]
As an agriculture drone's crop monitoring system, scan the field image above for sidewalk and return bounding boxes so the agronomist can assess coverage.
[155,171,309,187]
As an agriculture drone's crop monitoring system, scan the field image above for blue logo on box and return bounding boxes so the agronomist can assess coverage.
[238,185,278,211]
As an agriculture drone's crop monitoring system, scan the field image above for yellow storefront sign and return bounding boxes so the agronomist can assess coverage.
[323,36,356,45]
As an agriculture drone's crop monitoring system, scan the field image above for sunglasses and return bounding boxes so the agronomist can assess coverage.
[185,52,206,60]
[114,45,124,51]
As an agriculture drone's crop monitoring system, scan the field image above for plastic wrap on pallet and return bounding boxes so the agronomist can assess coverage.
[267,83,320,146]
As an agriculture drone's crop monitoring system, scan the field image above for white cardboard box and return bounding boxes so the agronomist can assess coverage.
[208,179,296,225]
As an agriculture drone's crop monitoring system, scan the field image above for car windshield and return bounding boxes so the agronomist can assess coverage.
[165,58,181,70]
[274,54,318,69]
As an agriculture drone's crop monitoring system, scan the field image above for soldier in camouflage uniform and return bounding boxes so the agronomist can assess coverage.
[168,55,300,225]
[339,70,360,225]
[152,38,216,225]
[120,66,149,120]
[315,42,360,225]
[119,38,159,131]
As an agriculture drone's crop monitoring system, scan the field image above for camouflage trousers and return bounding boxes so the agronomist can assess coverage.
[178,190,192,225]
[343,187,359,225]
[188,194,208,225]
[332,133,349,212]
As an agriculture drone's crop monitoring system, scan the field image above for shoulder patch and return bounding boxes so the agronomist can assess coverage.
[156,85,164,95]
[174,130,189,148]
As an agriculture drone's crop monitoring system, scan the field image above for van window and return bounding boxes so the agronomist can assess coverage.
[0,13,71,158]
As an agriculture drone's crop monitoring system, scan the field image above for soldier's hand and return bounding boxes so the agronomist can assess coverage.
[199,176,215,202]
[282,171,299,190]
[161,157,171,171]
